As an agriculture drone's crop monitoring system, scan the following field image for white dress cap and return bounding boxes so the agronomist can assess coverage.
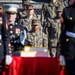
[4,4,19,13]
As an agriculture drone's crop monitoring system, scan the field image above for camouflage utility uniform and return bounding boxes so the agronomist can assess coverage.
[19,4,37,32]
[27,29,48,49]
[48,18,61,57]
[41,1,63,57]
[41,1,63,26]
[19,15,37,32]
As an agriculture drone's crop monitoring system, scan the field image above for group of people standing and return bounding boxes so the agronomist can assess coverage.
[0,0,75,75]
[42,0,75,75]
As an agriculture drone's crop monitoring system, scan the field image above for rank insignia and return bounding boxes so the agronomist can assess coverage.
[66,39,69,41]
[10,31,13,33]
[10,26,13,28]
[70,17,72,20]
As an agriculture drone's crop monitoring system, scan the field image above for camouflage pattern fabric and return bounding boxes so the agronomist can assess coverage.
[19,15,37,32]
[41,1,64,25]
[0,3,3,8]
[21,10,27,18]
[48,18,61,57]
[27,30,48,49]
[41,1,63,57]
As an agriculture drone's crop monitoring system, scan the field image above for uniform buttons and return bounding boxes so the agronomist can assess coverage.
[10,26,13,28]
[10,36,12,38]
[10,31,13,33]
[17,33,20,36]
[15,22,17,24]
[70,17,72,20]
[11,41,13,43]
[66,38,69,41]
[0,43,2,46]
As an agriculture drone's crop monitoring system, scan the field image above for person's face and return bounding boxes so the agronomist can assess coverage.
[69,0,75,5]
[7,13,17,22]
[51,0,57,3]
[56,11,62,18]
[26,9,34,16]
[32,25,39,31]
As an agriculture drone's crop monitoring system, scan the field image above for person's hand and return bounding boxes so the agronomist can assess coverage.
[5,55,13,65]
[59,55,65,66]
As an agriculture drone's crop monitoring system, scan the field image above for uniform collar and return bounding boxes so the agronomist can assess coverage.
[8,22,15,25]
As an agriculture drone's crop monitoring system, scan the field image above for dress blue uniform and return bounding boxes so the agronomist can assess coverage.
[60,3,75,75]
[8,23,26,56]
[0,13,10,62]
[5,4,27,56]
[0,13,11,74]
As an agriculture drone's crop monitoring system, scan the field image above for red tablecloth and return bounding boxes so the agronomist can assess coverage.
[2,57,65,75]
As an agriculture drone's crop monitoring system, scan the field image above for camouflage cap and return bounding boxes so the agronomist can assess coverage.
[56,7,63,12]
[26,5,34,10]
[22,0,30,5]
[32,19,41,26]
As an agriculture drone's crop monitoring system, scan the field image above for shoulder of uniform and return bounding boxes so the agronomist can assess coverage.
[21,15,27,19]
[63,6,69,12]
[22,16,27,19]
[15,23,23,26]
[43,3,49,7]
[27,32,32,37]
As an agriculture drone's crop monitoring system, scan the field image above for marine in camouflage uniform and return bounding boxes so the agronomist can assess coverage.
[41,0,64,26]
[20,0,36,18]
[19,4,37,32]
[41,0,64,57]
[47,7,62,57]
[27,19,48,49]
[20,0,30,18]
[48,17,62,57]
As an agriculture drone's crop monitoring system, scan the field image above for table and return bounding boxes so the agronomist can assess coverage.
[2,57,64,75]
